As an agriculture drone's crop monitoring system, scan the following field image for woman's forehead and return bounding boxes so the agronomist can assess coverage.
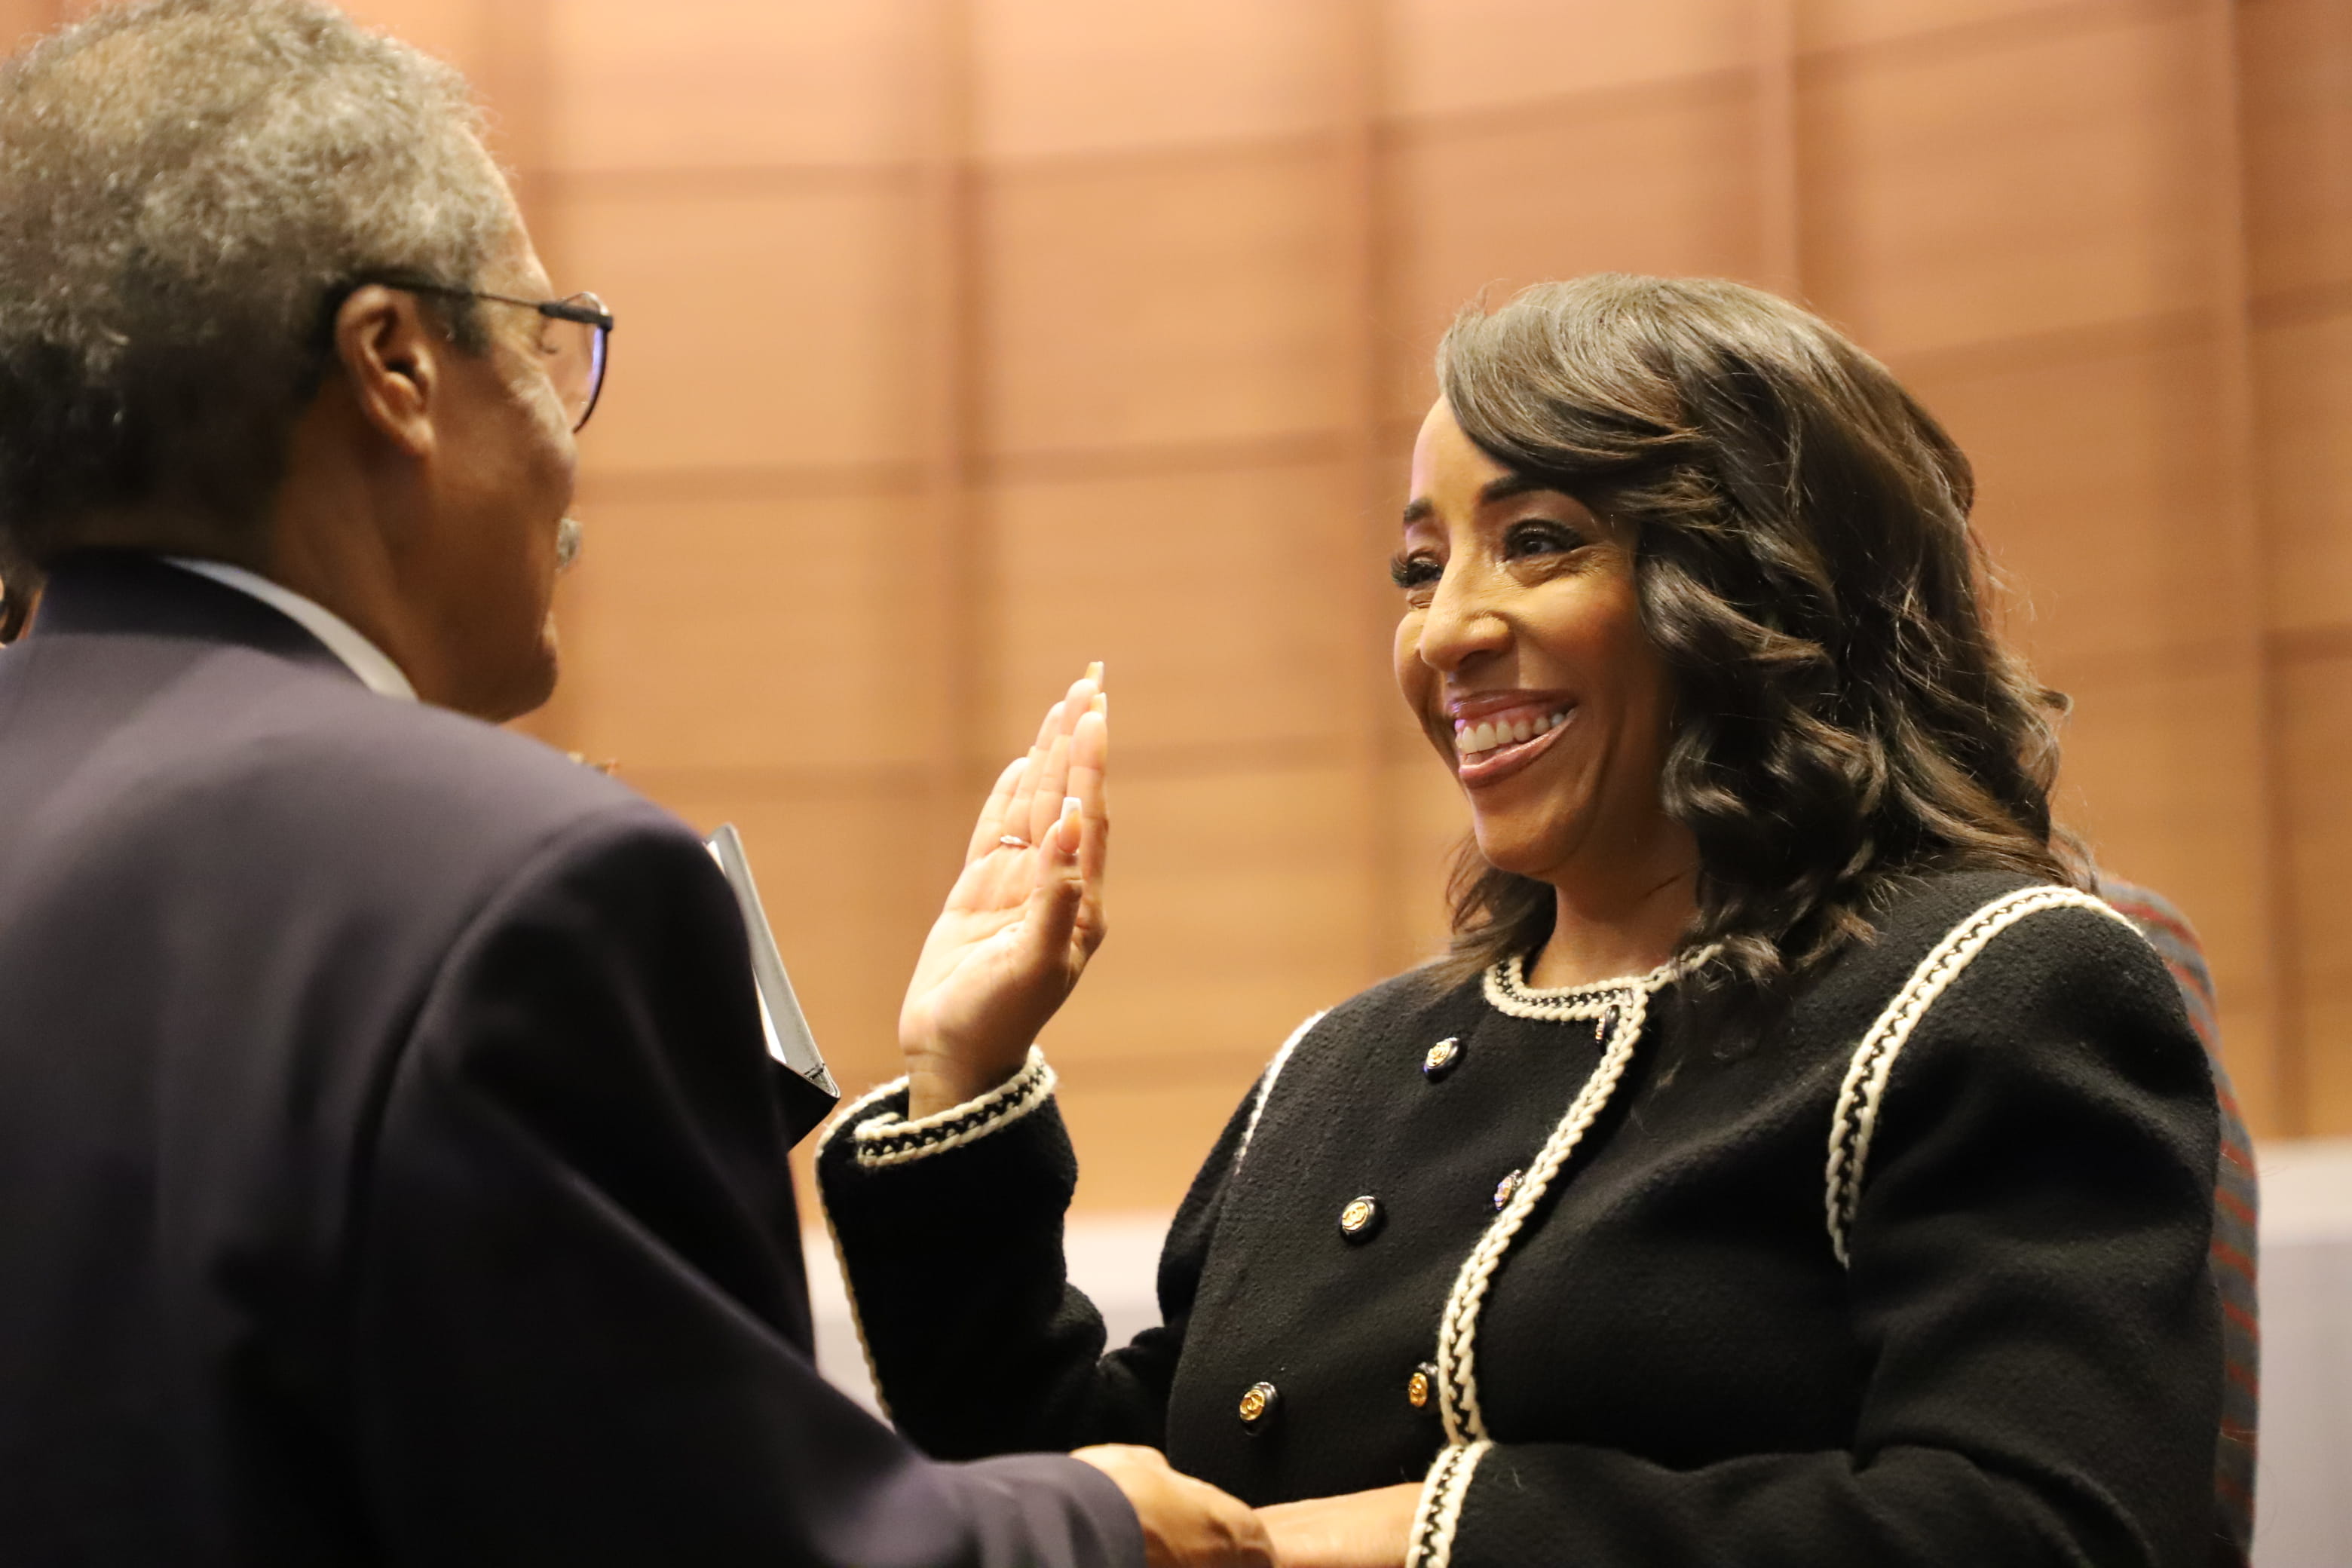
[1407,405,1580,527]
[1410,403,1505,506]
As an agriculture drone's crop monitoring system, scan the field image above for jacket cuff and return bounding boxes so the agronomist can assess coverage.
[957,1453,1148,1568]
[839,1047,1056,1170]
[1407,1441,1491,1568]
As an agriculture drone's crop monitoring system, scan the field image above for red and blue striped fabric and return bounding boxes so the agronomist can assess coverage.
[2096,873,2257,1568]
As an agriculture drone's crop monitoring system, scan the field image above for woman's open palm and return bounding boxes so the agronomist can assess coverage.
[898,667,1109,1119]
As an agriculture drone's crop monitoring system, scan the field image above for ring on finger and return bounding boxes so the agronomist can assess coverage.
[998,835,1031,850]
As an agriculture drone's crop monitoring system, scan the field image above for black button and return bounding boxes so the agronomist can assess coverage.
[1237,1380,1280,1433]
[1422,1037,1463,1081]
[1338,1194,1383,1242]
[1493,1168,1524,1211]
[1407,1362,1439,1410]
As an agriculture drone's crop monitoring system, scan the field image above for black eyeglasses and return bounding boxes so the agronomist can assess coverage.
[398,285,614,433]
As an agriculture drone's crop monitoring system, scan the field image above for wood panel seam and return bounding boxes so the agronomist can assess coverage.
[522,0,2207,197]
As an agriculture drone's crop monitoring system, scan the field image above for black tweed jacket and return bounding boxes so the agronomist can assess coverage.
[820,869,2225,1568]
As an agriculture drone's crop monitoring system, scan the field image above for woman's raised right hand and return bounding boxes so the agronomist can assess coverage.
[896,666,1109,1119]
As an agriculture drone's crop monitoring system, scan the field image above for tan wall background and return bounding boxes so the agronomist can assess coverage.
[8,0,2348,1205]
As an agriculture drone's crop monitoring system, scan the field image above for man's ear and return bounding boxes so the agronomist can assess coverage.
[332,284,444,459]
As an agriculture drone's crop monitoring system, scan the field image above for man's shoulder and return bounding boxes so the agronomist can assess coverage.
[40,645,695,923]
[260,675,642,835]
[185,663,650,843]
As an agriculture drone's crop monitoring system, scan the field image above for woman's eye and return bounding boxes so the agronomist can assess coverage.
[1389,553,1441,591]
[1504,521,1585,560]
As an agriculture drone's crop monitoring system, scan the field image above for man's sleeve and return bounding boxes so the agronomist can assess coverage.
[345,804,1143,1568]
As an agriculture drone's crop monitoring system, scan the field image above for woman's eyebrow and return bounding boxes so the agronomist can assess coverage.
[1404,475,1565,528]
[1479,473,1561,507]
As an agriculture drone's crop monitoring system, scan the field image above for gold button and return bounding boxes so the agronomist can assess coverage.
[1237,1380,1279,1432]
[1493,1168,1524,1211]
[1422,1037,1463,1081]
[1338,1194,1383,1241]
[1407,1363,1437,1409]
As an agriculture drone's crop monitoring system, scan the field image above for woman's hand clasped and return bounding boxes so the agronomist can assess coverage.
[899,666,1110,1119]
[1254,1484,1419,1568]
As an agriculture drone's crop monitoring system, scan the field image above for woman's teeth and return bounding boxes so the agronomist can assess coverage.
[1454,708,1572,757]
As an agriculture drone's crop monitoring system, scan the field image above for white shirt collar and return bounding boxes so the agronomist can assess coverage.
[161,556,418,703]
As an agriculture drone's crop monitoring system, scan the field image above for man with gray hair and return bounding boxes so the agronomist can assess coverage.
[0,4,1268,1565]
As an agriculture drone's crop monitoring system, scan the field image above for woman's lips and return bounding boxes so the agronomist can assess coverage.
[1454,706,1576,789]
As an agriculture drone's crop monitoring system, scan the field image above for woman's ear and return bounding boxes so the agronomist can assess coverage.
[332,283,442,460]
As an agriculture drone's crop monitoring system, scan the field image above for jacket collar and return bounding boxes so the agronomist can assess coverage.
[160,557,415,701]
[26,551,366,690]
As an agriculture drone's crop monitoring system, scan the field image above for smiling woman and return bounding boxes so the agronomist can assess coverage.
[819,276,2233,1568]
[1424,279,2072,1015]
[1390,404,1695,994]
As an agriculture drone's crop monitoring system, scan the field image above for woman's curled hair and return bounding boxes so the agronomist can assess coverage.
[1436,274,2077,1006]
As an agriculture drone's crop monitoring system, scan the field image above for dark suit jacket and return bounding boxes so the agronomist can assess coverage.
[0,553,1142,1568]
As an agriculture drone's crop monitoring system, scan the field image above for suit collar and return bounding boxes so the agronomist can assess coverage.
[159,557,415,701]
[26,552,366,690]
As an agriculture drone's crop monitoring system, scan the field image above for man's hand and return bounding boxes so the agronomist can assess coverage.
[1073,1444,1272,1568]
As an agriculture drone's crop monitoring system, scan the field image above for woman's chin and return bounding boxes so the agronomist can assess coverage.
[1467,822,1563,883]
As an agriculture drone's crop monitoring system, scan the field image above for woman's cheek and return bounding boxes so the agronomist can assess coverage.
[1392,611,1426,698]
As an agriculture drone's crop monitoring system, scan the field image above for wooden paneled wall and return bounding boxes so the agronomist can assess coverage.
[9,0,2347,1199]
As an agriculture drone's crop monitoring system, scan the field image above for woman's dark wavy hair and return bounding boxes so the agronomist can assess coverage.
[1436,274,2078,1004]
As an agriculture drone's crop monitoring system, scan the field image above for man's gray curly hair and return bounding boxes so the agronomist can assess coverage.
[0,0,515,577]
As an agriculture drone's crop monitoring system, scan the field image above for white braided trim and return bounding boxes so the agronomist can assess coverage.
[1823,886,2141,1266]
[849,1046,1056,1169]
[1233,1010,1325,1171]
[810,1076,914,1419]
[1405,1441,1491,1568]
[1435,977,1658,1443]
[1481,944,1717,1022]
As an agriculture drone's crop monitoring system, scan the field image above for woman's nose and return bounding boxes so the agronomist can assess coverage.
[1416,567,1511,675]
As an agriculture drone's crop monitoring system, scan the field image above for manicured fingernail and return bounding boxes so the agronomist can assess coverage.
[1064,796,1082,815]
